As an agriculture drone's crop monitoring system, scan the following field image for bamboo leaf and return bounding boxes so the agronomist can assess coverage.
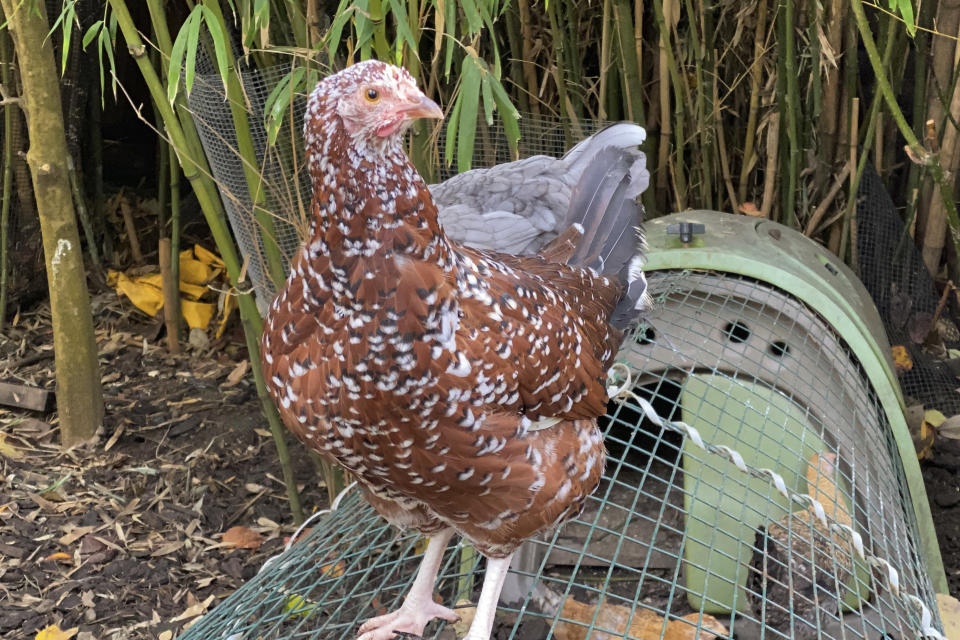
[893,0,916,36]
[386,0,418,54]
[480,71,495,126]
[325,0,355,61]
[354,0,375,54]
[490,75,520,157]
[443,0,456,77]
[183,8,202,98]
[457,56,482,172]
[49,0,77,76]
[445,86,463,167]
[199,6,232,96]
[264,66,307,145]
[460,0,483,33]
[81,19,102,50]
[167,9,198,104]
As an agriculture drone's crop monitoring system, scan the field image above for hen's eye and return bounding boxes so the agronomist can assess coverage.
[365,88,379,102]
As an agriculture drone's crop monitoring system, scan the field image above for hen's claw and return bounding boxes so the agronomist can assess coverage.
[357,601,460,640]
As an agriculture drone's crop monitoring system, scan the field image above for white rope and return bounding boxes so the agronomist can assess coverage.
[606,361,946,640]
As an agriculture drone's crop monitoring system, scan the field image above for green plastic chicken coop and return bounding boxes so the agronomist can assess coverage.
[179,206,948,640]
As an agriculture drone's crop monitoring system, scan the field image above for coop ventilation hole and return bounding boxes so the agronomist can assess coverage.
[723,321,751,343]
[768,340,790,357]
[635,325,656,345]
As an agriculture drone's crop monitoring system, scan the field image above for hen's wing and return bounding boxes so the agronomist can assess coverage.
[432,123,648,255]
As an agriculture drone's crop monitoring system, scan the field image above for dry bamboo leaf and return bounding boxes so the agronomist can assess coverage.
[171,594,216,622]
[58,525,94,546]
[222,525,263,550]
[552,595,727,640]
[224,360,249,387]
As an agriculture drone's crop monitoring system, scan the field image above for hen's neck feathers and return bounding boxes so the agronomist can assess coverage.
[304,103,453,273]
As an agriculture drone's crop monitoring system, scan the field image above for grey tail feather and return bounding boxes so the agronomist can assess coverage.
[564,143,650,331]
[562,122,648,178]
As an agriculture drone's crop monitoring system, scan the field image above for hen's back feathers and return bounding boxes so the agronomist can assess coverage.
[432,123,649,258]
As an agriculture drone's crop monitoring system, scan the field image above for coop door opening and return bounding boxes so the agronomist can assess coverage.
[680,374,868,613]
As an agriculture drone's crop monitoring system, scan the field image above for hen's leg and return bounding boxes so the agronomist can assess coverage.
[357,528,458,640]
[460,553,514,640]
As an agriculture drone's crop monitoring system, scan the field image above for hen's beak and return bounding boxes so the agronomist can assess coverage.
[396,92,443,121]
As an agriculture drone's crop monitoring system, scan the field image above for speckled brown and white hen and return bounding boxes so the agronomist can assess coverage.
[261,60,648,640]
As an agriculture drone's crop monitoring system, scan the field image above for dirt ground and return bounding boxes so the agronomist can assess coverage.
[1,293,959,639]
[0,295,329,639]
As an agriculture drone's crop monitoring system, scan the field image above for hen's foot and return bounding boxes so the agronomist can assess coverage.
[356,601,459,640]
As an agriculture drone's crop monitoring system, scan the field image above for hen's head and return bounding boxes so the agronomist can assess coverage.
[306,60,442,154]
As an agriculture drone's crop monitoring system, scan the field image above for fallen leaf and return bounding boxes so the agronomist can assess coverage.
[59,526,94,546]
[171,594,216,622]
[925,409,947,428]
[224,360,249,387]
[34,626,78,640]
[738,202,762,217]
[158,632,173,640]
[222,525,263,550]
[937,593,960,640]
[0,433,23,461]
[41,552,73,564]
[892,345,914,373]
[320,561,345,578]
[283,594,317,619]
[452,599,476,637]
[938,415,960,440]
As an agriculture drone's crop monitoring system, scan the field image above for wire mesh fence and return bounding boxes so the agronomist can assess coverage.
[181,269,943,640]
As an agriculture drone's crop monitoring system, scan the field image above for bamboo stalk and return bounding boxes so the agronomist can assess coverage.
[547,0,577,144]
[168,144,181,347]
[159,237,180,354]
[119,197,143,265]
[0,25,11,332]
[614,0,644,124]
[652,0,687,209]
[517,0,540,117]
[781,0,800,228]
[819,0,846,174]
[839,96,858,264]
[760,112,780,219]
[599,0,612,121]
[114,0,304,523]
[738,0,769,205]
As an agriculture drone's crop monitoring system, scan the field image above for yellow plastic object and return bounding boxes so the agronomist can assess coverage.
[107,244,227,331]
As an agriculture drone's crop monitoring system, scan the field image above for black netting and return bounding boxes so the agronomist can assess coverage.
[855,164,960,415]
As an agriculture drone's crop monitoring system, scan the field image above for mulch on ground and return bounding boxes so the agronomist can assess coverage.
[0,295,328,639]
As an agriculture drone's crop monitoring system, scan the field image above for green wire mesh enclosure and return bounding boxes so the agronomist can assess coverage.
[184,65,948,638]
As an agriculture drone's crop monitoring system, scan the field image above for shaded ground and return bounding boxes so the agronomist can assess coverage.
[1,293,958,640]
[0,295,328,639]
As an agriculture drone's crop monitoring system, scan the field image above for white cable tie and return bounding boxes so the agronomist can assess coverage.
[715,445,747,473]
[909,595,947,640]
[758,468,789,498]
[809,498,828,529]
